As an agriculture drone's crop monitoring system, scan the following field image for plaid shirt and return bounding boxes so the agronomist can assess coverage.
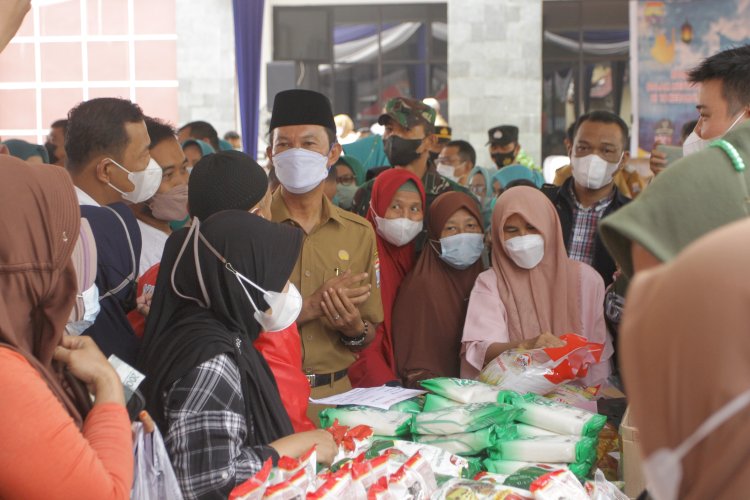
[567,183,615,265]
[164,354,278,500]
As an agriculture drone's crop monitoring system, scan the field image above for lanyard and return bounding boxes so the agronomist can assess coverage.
[711,139,749,216]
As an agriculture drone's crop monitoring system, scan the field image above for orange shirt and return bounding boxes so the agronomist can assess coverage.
[0,348,133,500]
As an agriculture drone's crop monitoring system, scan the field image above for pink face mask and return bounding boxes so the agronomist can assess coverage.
[148,184,189,222]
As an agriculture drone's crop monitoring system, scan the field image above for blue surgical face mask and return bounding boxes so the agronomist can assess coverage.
[435,232,484,269]
[66,283,101,335]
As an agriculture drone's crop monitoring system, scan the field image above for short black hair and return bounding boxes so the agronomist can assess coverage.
[445,140,476,166]
[566,122,576,143]
[51,119,68,131]
[224,130,240,140]
[687,45,750,115]
[65,97,145,174]
[179,120,220,150]
[145,116,176,149]
[574,110,629,149]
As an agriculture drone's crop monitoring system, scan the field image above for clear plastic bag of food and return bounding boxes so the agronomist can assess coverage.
[515,394,607,438]
[488,436,598,465]
[479,334,603,395]
[432,478,533,500]
[413,424,517,456]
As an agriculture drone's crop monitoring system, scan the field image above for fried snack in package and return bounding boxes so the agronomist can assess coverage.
[228,458,272,500]
[271,447,317,486]
[386,440,471,478]
[479,334,603,395]
[413,424,518,456]
[412,403,520,436]
[388,452,438,500]
[594,423,620,482]
[528,468,589,500]
[351,455,390,491]
[422,394,463,412]
[433,478,534,500]
[263,468,308,500]
[544,383,600,408]
[325,422,375,462]
[474,471,510,483]
[515,394,607,438]
[420,378,504,404]
[320,408,411,437]
[307,469,360,500]
[489,435,597,465]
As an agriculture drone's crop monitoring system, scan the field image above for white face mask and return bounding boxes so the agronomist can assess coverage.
[571,153,621,190]
[66,283,101,335]
[436,162,457,181]
[170,218,303,333]
[437,232,484,269]
[643,389,750,500]
[504,234,545,269]
[232,272,303,333]
[682,111,746,157]
[374,215,423,247]
[273,147,330,194]
[108,157,162,203]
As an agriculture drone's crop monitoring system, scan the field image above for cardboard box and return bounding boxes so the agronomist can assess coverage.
[620,407,645,500]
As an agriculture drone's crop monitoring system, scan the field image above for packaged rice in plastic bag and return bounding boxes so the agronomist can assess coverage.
[479,334,603,395]
[515,394,607,438]
[488,435,598,465]
[515,423,559,438]
[319,407,412,437]
[388,397,424,414]
[420,377,503,404]
[528,468,589,500]
[413,424,517,456]
[228,458,272,500]
[422,394,462,412]
[412,403,520,436]
[432,478,534,500]
[483,458,592,480]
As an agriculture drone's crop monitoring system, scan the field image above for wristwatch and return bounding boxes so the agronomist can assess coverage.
[340,320,369,347]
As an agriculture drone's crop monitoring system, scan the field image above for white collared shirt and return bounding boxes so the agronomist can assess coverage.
[75,186,101,207]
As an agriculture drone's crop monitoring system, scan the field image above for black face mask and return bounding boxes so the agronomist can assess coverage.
[492,151,517,169]
[384,135,424,167]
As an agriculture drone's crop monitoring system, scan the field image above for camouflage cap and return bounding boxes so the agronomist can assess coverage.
[378,97,437,130]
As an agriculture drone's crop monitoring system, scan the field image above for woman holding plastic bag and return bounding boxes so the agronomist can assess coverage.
[348,168,426,388]
[138,210,336,500]
[460,186,612,385]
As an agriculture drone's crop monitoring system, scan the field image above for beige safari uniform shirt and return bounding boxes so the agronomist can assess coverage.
[271,191,384,376]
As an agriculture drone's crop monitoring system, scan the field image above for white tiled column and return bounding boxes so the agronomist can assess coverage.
[176,0,238,135]
[448,0,543,168]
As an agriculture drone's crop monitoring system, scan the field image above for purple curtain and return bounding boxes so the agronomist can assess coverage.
[232,0,265,158]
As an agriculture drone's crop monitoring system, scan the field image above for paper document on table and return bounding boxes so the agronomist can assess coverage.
[310,386,426,410]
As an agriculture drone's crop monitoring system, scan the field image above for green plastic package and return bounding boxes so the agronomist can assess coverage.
[515,394,606,438]
[319,406,412,437]
[420,377,503,404]
[412,403,521,436]
[413,424,518,456]
[488,436,597,465]
[483,458,593,481]
[389,396,424,414]
[422,394,463,412]
[516,423,560,438]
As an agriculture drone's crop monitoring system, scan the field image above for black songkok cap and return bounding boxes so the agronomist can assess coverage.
[269,89,336,132]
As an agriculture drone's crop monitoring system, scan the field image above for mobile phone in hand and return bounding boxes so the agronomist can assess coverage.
[656,144,683,166]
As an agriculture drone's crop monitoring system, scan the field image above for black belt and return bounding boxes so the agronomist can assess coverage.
[306,368,348,389]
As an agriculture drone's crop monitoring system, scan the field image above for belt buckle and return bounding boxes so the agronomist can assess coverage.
[306,374,316,387]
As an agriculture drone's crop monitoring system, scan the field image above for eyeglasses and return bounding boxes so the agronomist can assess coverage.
[469,185,486,195]
[336,175,356,185]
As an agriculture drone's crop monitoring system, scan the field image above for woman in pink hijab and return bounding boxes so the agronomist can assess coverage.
[461,186,612,384]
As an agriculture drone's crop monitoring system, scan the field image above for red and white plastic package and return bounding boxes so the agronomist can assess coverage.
[229,458,273,500]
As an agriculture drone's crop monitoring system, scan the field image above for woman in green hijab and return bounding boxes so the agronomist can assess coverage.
[332,155,366,210]
[3,139,49,164]
[600,121,750,277]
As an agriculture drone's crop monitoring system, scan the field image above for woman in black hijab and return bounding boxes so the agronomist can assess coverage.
[138,210,335,500]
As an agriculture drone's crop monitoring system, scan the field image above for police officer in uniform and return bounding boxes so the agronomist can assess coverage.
[267,90,383,420]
